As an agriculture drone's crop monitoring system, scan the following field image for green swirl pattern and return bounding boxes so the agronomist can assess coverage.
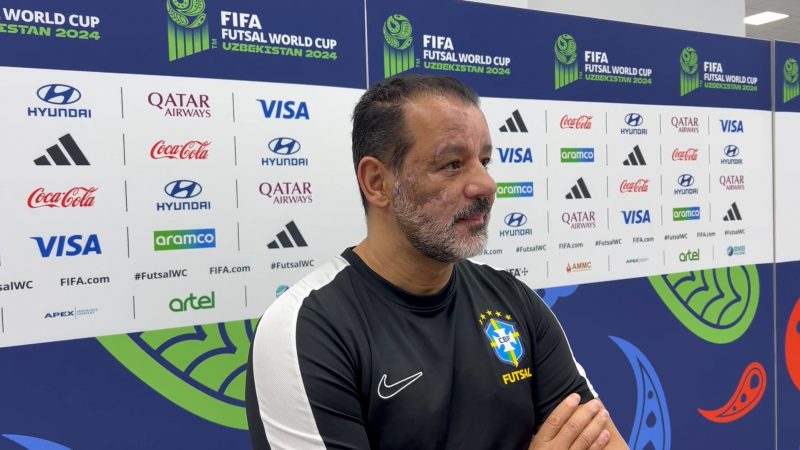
[383,15,413,50]
[785,58,798,84]
[554,34,577,65]
[167,0,206,29]
[680,47,698,75]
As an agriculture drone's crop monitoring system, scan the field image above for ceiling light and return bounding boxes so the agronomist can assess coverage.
[744,11,789,26]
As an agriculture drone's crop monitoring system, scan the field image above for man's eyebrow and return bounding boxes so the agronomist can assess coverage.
[432,145,467,162]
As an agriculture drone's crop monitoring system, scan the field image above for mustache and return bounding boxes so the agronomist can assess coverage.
[453,197,492,222]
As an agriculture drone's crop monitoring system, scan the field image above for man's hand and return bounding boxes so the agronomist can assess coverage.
[528,393,611,450]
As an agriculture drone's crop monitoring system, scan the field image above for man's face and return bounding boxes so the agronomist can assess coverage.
[391,94,496,263]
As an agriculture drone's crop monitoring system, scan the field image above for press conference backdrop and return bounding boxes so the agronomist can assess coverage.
[0,0,795,449]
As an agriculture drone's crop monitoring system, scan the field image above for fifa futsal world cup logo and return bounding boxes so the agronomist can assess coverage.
[554,34,578,90]
[784,58,799,103]
[383,14,415,78]
[166,0,210,62]
[680,47,700,96]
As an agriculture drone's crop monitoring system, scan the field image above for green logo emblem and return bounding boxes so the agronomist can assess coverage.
[648,265,759,344]
[383,14,415,78]
[98,319,257,429]
[679,47,700,96]
[554,34,579,90]
[784,58,799,103]
[167,0,210,62]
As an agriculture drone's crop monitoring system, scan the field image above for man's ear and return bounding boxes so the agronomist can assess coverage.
[357,156,394,209]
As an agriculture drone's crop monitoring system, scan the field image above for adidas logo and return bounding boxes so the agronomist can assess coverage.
[565,178,591,199]
[34,133,90,166]
[622,145,646,166]
[267,221,308,249]
[499,110,528,133]
[723,202,742,221]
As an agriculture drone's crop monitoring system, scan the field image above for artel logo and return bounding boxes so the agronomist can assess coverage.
[37,84,81,105]
[672,148,699,161]
[268,137,301,155]
[679,249,700,262]
[720,119,744,133]
[165,180,202,199]
[561,210,596,230]
[147,92,211,118]
[31,234,102,257]
[719,175,745,191]
[621,209,651,224]
[560,114,592,129]
[566,261,592,273]
[28,187,97,208]
[169,291,216,312]
[504,212,527,227]
[670,116,700,133]
[497,147,533,163]
[620,178,649,193]
[624,113,643,127]
[150,140,210,160]
[257,99,310,120]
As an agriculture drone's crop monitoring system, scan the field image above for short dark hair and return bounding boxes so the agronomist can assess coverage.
[351,74,480,210]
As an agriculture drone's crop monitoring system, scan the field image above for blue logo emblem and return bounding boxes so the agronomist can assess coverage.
[483,318,525,367]
[504,212,527,227]
[268,137,301,155]
[164,180,202,199]
[677,174,695,187]
[724,145,740,157]
[37,84,82,105]
[625,113,643,127]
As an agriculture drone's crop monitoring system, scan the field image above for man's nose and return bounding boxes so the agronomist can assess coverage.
[464,163,496,200]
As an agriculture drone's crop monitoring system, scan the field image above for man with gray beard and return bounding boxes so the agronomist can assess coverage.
[246,75,627,450]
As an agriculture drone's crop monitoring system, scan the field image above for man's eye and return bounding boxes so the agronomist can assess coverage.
[445,161,462,170]
[481,158,492,168]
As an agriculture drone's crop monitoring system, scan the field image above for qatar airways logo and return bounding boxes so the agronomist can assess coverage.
[28,187,97,208]
[670,116,700,133]
[672,147,699,161]
[560,114,592,130]
[150,140,210,160]
[620,178,649,193]
[147,92,211,118]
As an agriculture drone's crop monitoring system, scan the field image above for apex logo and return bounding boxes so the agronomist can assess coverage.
[622,145,646,166]
[34,134,90,166]
[499,110,528,133]
[257,100,309,120]
[497,147,533,163]
[621,209,651,224]
[723,202,742,221]
[29,84,91,118]
[267,221,308,249]
[31,234,102,257]
[720,119,744,133]
[169,291,215,312]
[565,178,591,199]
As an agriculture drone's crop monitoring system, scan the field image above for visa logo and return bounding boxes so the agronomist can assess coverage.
[720,120,743,133]
[621,210,651,224]
[497,147,532,163]
[31,234,102,257]
[256,100,310,120]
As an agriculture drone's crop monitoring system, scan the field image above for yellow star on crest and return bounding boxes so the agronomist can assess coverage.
[495,311,502,317]
[505,314,512,320]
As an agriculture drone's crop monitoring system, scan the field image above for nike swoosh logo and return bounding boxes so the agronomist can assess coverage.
[377,371,423,399]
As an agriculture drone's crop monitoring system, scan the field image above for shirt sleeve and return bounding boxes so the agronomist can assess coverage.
[523,288,597,429]
[249,293,371,450]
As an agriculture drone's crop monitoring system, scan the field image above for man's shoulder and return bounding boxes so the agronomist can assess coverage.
[263,254,354,318]
[458,258,527,287]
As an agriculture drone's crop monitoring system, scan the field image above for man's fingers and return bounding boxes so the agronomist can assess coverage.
[555,399,603,447]
[568,408,609,450]
[535,393,582,442]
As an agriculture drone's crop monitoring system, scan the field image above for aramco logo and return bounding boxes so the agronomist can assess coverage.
[680,47,700,96]
[784,58,799,103]
[383,14,415,78]
[167,0,210,62]
[554,34,578,90]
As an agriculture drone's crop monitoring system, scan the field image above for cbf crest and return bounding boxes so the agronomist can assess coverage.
[480,310,526,367]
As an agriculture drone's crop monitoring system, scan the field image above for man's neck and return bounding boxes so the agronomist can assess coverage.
[353,237,454,296]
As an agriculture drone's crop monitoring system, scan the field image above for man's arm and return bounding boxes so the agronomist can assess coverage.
[529,394,628,450]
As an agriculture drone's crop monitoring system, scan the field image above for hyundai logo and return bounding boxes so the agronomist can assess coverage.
[268,137,301,155]
[624,113,643,127]
[677,174,695,187]
[164,180,202,199]
[37,84,81,105]
[504,212,527,227]
[724,145,740,157]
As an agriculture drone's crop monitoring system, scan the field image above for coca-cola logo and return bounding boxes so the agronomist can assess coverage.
[560,114,593,130]
[672,148,699,161]
[620,179,650,193]
[28,187,97,208]
[150,140,210,160]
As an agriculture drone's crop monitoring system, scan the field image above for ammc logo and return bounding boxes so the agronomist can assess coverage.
[554,34,578,90]
[784,58,799,103]
[383,14,415,78]
[167,0,210,62]
[680,47,700,96]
